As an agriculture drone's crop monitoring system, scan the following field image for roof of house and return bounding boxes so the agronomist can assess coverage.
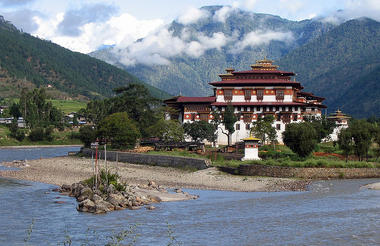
[209,79,301,87]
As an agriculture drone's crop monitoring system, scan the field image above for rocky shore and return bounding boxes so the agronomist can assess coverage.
[56,180,198,214]
[0,156,309,192]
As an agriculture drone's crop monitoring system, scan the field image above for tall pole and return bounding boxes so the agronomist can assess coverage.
[95,142,98,189]
[116,152,119,175]
[91,150,94,187]
[105,143,108,186]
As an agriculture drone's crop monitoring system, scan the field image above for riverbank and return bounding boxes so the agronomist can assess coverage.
[0,156,309,192]
[0,144,82,149]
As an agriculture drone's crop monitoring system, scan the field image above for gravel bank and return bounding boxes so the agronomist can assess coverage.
[0,156,309,192]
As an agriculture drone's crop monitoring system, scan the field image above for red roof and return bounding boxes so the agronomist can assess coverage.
[211,102,307,106]
[176,96,216,103]
[297,91,325,100]
[233,70,295,75]
[209,79,301,87]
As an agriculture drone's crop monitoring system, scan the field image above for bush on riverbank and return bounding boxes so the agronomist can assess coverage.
[0,125,81,146]
[213,156,380,169]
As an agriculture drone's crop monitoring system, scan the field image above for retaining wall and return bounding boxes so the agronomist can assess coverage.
[238,164,380,179]
[81,148,210,170]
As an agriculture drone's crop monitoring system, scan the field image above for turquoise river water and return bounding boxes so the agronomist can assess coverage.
[0,147,379,245]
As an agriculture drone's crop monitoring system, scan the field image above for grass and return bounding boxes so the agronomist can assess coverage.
[0,125,82,146]
[145,150,209,159]
[213,156,380,169]
[49,99,87,114]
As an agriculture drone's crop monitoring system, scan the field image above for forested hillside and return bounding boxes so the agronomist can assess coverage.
[0,16,169,100]
[278,18,380,118]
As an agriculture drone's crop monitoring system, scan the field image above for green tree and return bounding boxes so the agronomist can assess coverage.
[147,119,184,142]
[183,121,216,143]
[220,105,237,146]
[374,126,380,161]
[305,115,336,142]
[9,103,21,119]
[251,115,276,145]
[97,112,141,150]
[338,128,354,162]
[283,122,318,158]
[79,125,97,148]
[109,84,160,137]
[29,127,45,141]
[349,120,373,161]
[18,88,63,129]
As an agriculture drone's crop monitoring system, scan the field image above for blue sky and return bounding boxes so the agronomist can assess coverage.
[0,0,379,55]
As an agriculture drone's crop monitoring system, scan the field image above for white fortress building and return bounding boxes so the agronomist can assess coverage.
[165,58,326,145]
[327,109,350,141]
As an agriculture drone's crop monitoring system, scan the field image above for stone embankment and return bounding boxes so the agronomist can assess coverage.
[239,164,380,179]
[81,148,210,170]
[56,181,198,214]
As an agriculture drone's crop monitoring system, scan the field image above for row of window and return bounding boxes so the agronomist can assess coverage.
[235,75,290,80]
[235,123,283,131]
[223,89,285,101]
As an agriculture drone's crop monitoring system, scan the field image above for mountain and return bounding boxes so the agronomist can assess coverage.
[278,18,380,118]
[91,6,334,97]
[0,16,169,100]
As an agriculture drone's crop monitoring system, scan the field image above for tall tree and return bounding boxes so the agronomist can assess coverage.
[251,115,276,145]
[349,120,373,161]
[183,121,216,143]
[338,128,354,162]
[216,105,237,146]
[97,112,141,150]
[283,122,318,158]
[109,83,160,137]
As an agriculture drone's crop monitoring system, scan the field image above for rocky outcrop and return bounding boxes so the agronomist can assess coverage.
[57,180,198,214]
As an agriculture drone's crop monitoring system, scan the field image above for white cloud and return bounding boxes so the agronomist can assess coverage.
[32,12,163,53]
[113,29,230,66]
[177,7,209,25]
[213,6,234,22]
[319,0,380,23]
[230,30,294,53]
[243,0,258,9]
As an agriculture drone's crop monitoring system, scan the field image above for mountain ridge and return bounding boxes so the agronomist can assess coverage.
[0,16,170,100]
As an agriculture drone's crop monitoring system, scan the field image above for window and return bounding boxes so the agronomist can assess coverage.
[276,114,281,121]
[276,124,281,130]
[243,113,252,123]
[283,114,291,124]
[236,124,240,130]
[292,114,298,121]
[246,124,251,130]
[200,113,208,122]
[257,89,264,101]
[224,89,233,101]
[244,89,251,101]
[276,90,284,101]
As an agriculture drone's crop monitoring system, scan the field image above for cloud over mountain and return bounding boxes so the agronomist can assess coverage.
[57,4,117,36]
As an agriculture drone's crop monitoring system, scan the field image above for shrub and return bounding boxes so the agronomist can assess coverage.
[283,122,318,158]
[29,127,44,141]
[97,112,141,150]
[78,125,96,148]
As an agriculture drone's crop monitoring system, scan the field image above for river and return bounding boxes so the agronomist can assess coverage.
[0,147,379,245]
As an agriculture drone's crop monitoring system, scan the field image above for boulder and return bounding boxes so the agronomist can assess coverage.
[106,194,129,209]
[60,184,71,192]
[77,187,93,202]
[70,183,84,197]
[94,200,114,214]
[92,194,103,203]
[77,199,95,213]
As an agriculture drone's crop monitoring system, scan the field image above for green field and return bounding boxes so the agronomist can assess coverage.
[49,100,87,114]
